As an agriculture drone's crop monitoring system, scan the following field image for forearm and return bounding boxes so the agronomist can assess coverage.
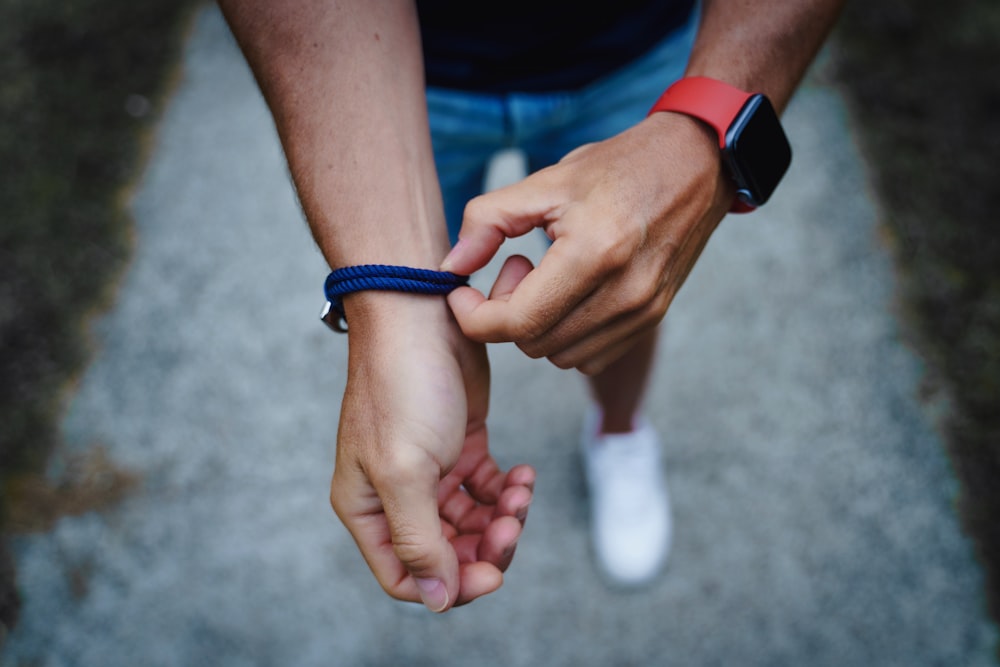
[686,0,846,110]
[218,0,449,273]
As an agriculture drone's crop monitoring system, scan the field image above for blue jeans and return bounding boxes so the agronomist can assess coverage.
[426,11,699,243]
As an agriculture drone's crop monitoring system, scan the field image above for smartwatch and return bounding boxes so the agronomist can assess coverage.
[648,76,791,211]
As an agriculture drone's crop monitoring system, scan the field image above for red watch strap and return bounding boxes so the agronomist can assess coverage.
[648,76,757,213]
[647,76,753,149]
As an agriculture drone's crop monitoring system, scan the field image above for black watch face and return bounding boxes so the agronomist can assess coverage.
[724,95,791,207]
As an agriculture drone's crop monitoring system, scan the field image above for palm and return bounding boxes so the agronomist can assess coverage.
[331,320,533,607]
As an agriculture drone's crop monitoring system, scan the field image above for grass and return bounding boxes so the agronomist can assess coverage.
[0,0,997,654]
[0,0,203,639]
[830,0,1000,641]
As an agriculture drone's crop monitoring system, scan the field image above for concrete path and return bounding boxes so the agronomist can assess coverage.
[4,5,997,666]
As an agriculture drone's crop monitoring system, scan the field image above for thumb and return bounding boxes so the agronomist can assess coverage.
[333,451,461,613]
[377,460,460,612]
[488,255,535,301]
[440,177,557,275]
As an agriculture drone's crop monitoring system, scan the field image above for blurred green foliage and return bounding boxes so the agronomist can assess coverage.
[0,0,203,636]
[832,0,1000,641]
[0,0,202,481]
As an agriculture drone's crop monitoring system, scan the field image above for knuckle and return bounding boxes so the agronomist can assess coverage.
[646,290,672,323]
[577,358,607,376]
[368,446,430,489]
[458,321,492,343]
[516,340,546,360]
[547,353,577,371]
[391,533,438,571]
[623,280,659,313]
[380,583,408,602]
[589,234,631,268]
[463,195,511,238]
[328,485,344,518]
[604,236,633,269]
[510,310,550,342]
[593,225,638,269]
[328,467,355,520]
[462,196,488,225]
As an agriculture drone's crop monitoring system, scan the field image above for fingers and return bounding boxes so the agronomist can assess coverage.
[447,465,537,607]
[440,462,535,538]
[441,169,630,358]
[505,463,537,497]
[442,462,536,579]
[441,174,590,342]
[333,431,536,613]
[448,239,600,345]
[488,255,534,302]
[443,471,535,535]
[557,324,656,376]
[332,449,460,613]
[454,563,504,606]
[451,250,656,369]
[539,290,668,373]
[440,177,559,276]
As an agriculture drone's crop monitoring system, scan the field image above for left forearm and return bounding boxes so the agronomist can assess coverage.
[686,0,846,111]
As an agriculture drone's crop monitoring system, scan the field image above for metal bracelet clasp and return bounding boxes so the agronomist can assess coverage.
[319,301,348,333]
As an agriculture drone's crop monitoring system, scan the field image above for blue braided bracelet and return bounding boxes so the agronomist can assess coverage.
[320,264,470,333]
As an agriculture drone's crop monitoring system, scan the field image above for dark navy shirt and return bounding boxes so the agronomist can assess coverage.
[416,0,697,92]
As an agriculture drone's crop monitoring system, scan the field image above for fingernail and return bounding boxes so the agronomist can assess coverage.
[440,239,466,272]
[415,577,449,613]
[516,506,529,522]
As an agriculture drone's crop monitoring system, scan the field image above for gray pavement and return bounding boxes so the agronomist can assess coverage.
[4,5,998,667]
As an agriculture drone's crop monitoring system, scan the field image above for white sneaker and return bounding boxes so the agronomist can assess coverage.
[580,408,672,587]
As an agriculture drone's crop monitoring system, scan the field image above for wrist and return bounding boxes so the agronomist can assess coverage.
[341,290,457,340]
[641,111,735,213]
[647,76,791,209]
[322,264,468,333]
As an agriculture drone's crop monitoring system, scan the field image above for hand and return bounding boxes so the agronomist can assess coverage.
[441,113,736,375]
[329,293,535,612]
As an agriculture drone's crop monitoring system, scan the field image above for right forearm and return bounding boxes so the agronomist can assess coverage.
[218,0,449,270]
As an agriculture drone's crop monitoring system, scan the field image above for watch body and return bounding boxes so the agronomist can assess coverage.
[648,76,791,210]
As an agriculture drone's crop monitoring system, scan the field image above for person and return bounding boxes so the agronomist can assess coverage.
[217,0,844,612]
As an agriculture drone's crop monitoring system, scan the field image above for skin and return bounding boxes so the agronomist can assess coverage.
[442,0,847,374]
[218,0,844,612]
